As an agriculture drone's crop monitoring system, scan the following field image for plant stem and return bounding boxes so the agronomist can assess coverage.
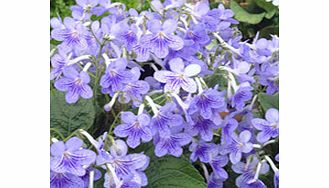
[50,128,65,140]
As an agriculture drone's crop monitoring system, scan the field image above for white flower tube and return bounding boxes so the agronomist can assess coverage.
[145,95,159,115]
[68,55,91,65]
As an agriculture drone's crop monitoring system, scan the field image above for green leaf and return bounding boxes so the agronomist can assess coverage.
[50,90,96,137]
[135,144,207,188]
[259,25,279,38]
[258,92,279,111]
[255,0,278,19]
[230,1,265,24]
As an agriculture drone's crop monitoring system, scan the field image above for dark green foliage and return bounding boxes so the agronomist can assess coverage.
[134,143,207,188]
[258,92,279,111]
[50,0,75,18]
[229,0,279,39]
[50,90,96,137]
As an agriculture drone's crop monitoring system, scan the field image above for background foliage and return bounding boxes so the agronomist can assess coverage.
[50,0,279,40]
[50,0,279,187]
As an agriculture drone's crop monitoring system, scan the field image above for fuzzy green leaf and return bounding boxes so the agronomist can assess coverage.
[134,144,207,188]
[258,92,279,111]
[50,90,96,137]
[230,1,265,24]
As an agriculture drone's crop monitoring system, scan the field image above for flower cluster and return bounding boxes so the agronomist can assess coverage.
[50,0,279,187]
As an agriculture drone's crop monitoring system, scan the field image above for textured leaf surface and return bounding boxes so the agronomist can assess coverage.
[258,92,279,111]
[50,90,96,137]
[135,144,207,188]
[255,0,278,19]
[230,1,265,24]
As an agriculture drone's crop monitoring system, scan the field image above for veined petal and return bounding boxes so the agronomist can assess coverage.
[113,124,130,137]
[51,141,65,157]
[65,137,83,152]
[65,90,80,104]
[127,133,141,148]
[169,146,183,157]
[154,70,174,83]
[230,152,242,164]
[155,140,168,157]
[168,58,185,73]
[181,77,197,93]
[73,149,96,165]
[151,35,169,58]
[163,19,177,34]
[121,112,137,124]
[257,131,271,143]
[251,119,269,130]
[167,35,184,51]
[54,78,71,92]
[80,84,93,99]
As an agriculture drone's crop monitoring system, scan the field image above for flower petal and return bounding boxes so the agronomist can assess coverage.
[65,137,83,152]
[167,35,184,50]
[230,152,242,164]
[265,108,279,123]
[181,77,197,93]
[155,141,168,157]
[239,130,251,143]
[65,90,80,103]
[163,19,177,34]
[169,57,185,73]
[252,118,269,130]
[51,141,65,157]
[257,131,271,143]
[154,70,174,83]
[184,64,201,77]
[80,84,93,99]
[121,112,136,124]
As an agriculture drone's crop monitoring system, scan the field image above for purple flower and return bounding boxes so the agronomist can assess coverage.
[232,156,269,187]
[50,171,84,188]
[154,58,201,93]
[96,138,149,187]
[117,68,150,106]
[189,141,218,163]
[252,108,279,143]
[221,118,238,144]
[70,0,101,20]
[241,180,266,188]
[187,114,219,141]
[150,102,183,137]
[185,23,210,46]
[81,167,102,188]
[100,58,132,94]
[115,21,139,51]
[209,154,229,179]
[207,173,225,188]
[141,19,184,58]
[220,130,253,164]
[110,151,149,178]
[54,67,93,103]
[50,50,70,80]
[189,88,226,119]
[114,111,152,148]
[231,84,253,110]
[154,132,192,157]
[133,43,151,62]
[50,137,96,176]
[51,17,89,50]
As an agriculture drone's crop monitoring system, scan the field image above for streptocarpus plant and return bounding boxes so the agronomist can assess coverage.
[50,0,279,187]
